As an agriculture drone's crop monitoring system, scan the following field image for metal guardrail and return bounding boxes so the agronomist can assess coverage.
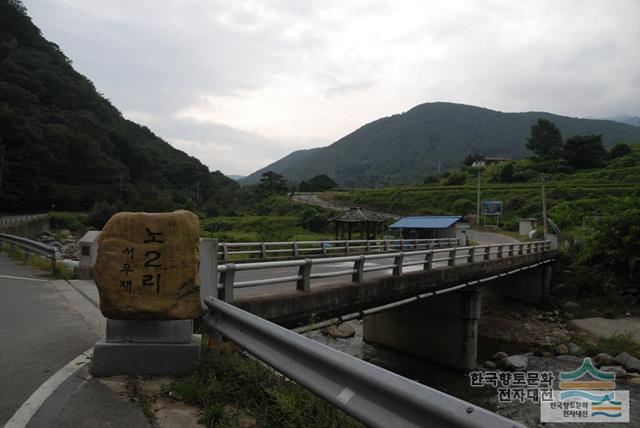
[202,297,524,428]
[217,241,552,301]
[0,233,57,267]
[218,237,460,261]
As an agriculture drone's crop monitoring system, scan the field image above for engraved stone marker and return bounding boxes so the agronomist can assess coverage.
[93,210,201,320]
[92,210,201,376]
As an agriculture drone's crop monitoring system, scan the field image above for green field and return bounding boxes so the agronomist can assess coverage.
[323,147,640,233]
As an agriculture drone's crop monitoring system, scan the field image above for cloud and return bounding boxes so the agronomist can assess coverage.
[23,0,640,175]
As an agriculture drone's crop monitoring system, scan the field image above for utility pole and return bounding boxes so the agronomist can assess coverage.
[476,168,481,226]
[541,175,548,239]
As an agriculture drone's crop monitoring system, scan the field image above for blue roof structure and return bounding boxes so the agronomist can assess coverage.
[389,216,463,229]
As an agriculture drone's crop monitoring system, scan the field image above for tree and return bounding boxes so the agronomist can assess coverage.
[609,143,632,159]
[462,153,483,166]
[526,119,563,159]
[563,134,606,169]
[298,174,337,192]
[259,171,288,194]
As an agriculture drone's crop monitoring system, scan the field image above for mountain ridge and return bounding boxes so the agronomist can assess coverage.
[0,0,238,212]
[244,102,640,188]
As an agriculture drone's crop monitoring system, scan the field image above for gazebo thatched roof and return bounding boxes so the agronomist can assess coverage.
[332,207,391,223]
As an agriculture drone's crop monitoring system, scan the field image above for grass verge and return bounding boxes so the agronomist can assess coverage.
[169,344,363,427]
[0,243,74,279]
[126,377,156,423]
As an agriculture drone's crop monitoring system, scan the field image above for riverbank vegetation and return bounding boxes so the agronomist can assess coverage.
[169,344,362,427]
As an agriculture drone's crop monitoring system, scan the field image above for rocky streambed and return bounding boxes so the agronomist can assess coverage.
[308,297,640,426]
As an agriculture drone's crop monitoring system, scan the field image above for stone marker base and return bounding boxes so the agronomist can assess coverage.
[92,319,199,377]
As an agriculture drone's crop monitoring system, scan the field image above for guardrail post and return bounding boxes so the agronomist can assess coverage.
[508,244,514,257]
[383,240,389,252]
[399,240,404,251]
[293,242,299,257]
[413,238,418,250]
[393,253,404,276]
[200,239,218,305]
[345,240,350,254]
[484,246,491,261]
[527,243,532,254]
[352,256,365,283]
[322,241,328,255]
[219,264,235,302]
[497,245,503,258]
[467,247,475,263]
[518,244,523,255]
[365,240,371,253]
[260,242,267,259]
[297,259,312,292]
[448,249,457,266]
[423,251,433,270]
[221,243,229,262]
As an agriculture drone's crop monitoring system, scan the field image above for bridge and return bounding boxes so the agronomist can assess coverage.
[211,239,556,370]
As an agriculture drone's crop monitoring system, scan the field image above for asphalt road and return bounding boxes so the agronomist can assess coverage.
[0,253,99,425]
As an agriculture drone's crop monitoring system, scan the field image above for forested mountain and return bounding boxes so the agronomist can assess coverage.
[248,103,640,188]
[0,0,238,212]
[610,115,640,127]
[239,148,322,185]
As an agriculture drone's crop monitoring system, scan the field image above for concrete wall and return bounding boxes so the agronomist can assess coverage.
[363,287,481,370]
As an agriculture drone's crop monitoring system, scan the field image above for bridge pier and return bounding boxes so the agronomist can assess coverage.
[362,263,554,371]
[482,264,552,304]
[363,287,481,371]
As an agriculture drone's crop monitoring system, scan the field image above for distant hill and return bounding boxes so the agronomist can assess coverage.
[226,174,245,181]
[246,103,640,188]
[239,148,322,185]
[0,0,238,212]
[610,115,640,127]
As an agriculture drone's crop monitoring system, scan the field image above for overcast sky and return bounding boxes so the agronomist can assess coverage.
[23,0,640,176]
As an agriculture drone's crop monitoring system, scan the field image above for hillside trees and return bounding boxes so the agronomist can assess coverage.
[298,174,337,192]
[526,119,564,160]
[610,143,632,159]
[258,171,288,194]
[0,0,239,212]
[563,135,606,169]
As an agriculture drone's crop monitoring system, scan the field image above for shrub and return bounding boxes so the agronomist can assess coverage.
[609,143,632,159]
[445,172,466,185]
[48,211,87,232]
[451,198,475,215]
[87,200,122,229]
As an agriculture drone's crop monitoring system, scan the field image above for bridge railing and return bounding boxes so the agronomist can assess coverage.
[217,240,551,301]
[0,232,57,267]
[218,237,460,262]
[202,296,523,428]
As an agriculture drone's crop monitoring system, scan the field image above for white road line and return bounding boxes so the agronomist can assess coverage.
[4,348,93,428]
[0,275,48,282]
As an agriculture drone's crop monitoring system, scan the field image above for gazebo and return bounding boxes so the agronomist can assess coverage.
[333,207,390,240]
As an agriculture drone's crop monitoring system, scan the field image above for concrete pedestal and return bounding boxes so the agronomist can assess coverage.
[92,319,199,376]
[363,287,481,371]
